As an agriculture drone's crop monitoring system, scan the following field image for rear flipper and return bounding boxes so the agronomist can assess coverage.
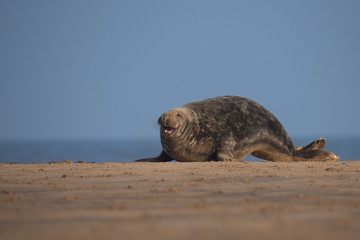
[134,150,173,162]
[292,149,339,161]
[295,138,326,151]
[293,138,339,162]
[251,138,340,162]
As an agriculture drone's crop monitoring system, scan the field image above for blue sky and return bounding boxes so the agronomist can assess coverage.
[1,0,359,140]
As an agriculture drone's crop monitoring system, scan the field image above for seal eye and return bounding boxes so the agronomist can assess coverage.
[177,113,182,118]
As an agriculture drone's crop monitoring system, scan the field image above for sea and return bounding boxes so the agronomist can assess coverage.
[0,137,359,163]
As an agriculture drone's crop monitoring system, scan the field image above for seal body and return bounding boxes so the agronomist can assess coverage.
[136,96,339,162]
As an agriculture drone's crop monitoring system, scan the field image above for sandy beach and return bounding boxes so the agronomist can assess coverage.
[1,161,360,240]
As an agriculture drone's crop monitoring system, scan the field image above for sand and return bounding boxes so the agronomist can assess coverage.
[1,161,360,240]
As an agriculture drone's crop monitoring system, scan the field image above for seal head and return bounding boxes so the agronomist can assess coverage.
[158,108,189,138]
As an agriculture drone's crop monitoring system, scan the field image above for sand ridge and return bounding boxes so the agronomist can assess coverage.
[1,161,360,240]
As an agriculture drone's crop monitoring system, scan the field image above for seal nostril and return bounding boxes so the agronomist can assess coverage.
[166,119,171,125]
[162,114,168,121]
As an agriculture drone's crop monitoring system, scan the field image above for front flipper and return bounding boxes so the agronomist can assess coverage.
[134,150,173,162]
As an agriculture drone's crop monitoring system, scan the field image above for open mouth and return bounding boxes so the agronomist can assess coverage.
[163,127,176,135]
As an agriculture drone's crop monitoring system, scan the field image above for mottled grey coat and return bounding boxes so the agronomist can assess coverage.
[136,96,339,162]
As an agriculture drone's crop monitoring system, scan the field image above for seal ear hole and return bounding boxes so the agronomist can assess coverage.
[177,113,182,118]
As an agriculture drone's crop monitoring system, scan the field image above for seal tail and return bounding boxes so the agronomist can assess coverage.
[293,138,339,161]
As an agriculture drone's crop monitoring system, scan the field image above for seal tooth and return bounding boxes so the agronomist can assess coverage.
[164,127,175,134]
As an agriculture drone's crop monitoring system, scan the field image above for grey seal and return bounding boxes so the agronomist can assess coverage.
[136,96,339,162]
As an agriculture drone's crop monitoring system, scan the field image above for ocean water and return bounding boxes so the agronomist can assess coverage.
[0,137,359,163]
